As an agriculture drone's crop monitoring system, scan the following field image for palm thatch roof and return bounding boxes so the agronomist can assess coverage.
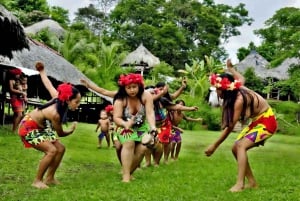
[121,43,160,71]
[0,4,29,59]
[25,19,66,38]
[0,38,112,102]
[235,51,291,80]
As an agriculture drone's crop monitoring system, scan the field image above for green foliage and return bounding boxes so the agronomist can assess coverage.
[74,4,105,35]
[147,62,174,86]
[268,100,300,135]
[198,103,221,131]
[177,56,223,101]
[254,7,300,66]
[50,6,70,27]
[107,0,252,69]
[29,28,61,50]
[243,68,264,93]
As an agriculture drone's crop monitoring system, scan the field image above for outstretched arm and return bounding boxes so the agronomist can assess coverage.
[205,96,244,156]
[80,79,117,98]
[226,59,245,85]
[167,104,198,112]
[35,62,58,98]
[183,114,203,122]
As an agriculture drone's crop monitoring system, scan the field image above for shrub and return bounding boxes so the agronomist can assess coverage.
[268,100,300,135]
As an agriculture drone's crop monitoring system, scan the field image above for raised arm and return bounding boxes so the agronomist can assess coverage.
[35,62,58,98]
[170,77,187,100]
[80,79,117,98]
[226,59,245,85]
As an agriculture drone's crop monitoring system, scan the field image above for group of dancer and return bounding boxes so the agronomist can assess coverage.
[17,59,277,192]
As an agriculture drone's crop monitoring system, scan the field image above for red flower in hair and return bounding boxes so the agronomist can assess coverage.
[220,77,231,90]
[10,68,22,75]
[57,83,73,102]
[118,73,144,87]
[105,105,113,113]
[209,73,242,91]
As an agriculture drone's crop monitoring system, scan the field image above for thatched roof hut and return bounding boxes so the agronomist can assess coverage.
[0,38,112,102]
[235,51,293,80]
[121,43,160,74]
[25,19,65,38]
[0,4,29,59]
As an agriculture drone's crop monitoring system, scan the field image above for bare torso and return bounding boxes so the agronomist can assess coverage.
[28,104,59,128]
[99,118,110,133]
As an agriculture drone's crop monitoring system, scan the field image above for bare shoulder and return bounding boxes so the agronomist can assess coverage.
[142,91,153,102]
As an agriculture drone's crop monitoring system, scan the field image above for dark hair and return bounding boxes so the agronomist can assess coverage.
[219,73,257,129]
[155,81,172,101]
[175,99,185,106]
[113,84,144,103]
[38,86,80,123]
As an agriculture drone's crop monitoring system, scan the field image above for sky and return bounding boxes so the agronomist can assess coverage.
[48,0,300,63]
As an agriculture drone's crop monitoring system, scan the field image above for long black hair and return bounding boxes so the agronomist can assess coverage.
[113,84,144,104]
[220,73,258,129]
[38,87,80,123]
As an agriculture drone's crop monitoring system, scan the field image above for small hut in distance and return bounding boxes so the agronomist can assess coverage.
[121,43,160,75]
[235,50,298,100]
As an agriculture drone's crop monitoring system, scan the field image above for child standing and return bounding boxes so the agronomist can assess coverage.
[169,99,202,160]
[95,109,111,148]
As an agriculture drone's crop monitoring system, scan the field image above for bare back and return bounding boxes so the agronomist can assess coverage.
[236,86,269,119]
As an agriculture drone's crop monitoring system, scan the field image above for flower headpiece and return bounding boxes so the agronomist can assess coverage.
[10,68,22,75]
[209,73,242,90]
[118,73,144,87]
[105,105,113,113]
[57,83,73,102]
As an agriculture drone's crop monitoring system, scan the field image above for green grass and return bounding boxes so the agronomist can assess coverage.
[0,123,300,201]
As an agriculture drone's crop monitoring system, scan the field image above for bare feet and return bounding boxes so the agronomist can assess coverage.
[245,183,258,189]
[229,184,244,192]
[122,175,131,183]
[32,181,49,189]
[45,178,61,185]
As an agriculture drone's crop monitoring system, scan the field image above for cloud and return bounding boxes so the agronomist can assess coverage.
[215,0,300,63]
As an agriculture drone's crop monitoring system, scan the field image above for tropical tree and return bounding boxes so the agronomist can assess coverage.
[177,56,223,101]
[254,7,300,66]
[243,68,264,94]
[106,0,253,69]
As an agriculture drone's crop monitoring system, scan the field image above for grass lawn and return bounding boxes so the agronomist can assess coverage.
[0,123,300,201]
